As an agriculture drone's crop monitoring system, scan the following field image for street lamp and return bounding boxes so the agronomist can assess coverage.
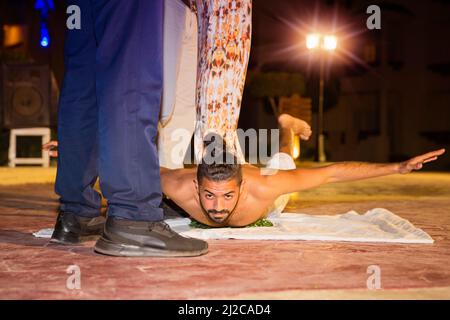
[306,33,337,162]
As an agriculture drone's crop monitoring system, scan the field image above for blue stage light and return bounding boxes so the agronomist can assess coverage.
[35,0,54,47]
[39,24,50,47]
[35,0,55,17]
[40,36,49,47]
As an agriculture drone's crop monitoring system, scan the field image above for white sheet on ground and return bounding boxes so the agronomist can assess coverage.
[165,208,434,244]
[33,208,433,244]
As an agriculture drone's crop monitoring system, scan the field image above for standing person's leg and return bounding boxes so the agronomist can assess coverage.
[92,0,207,256]
[194,0,252,164]
[52,0,104,244]
[159,0,198,169]
[93,0,164,221]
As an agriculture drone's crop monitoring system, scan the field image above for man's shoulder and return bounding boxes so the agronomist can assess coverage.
[243,165,279,196]
[160,167,196,201]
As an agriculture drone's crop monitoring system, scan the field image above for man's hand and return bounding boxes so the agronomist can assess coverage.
[42,140,58,158]
[398,148,446,174]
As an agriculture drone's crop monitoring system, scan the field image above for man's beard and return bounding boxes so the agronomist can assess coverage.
[207,210,230,223]
[198,191,242,225]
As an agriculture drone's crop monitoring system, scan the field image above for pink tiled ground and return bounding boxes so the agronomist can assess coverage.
[1,175,449,299]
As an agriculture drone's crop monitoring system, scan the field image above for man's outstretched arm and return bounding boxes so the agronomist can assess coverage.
[270,148,446,195]
[328,148,446,182]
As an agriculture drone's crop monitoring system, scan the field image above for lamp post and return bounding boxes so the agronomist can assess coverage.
[306,34,337,162]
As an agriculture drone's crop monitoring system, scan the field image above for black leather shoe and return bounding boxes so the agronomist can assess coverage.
[50,211,105,244]
[94,216,208,257]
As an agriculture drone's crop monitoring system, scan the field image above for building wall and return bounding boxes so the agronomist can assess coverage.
[327,0,450,170]
[246,0,450,170]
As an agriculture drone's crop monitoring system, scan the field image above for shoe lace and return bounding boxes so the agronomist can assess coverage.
[148,221,173,233]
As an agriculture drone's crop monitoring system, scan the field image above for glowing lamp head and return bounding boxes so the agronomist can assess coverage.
[323,35,337,51]
[306,34,320,49]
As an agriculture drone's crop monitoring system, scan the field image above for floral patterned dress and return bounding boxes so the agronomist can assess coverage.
[194,0,252,163]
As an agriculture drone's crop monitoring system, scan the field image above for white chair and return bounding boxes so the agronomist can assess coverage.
[8,127,51,167]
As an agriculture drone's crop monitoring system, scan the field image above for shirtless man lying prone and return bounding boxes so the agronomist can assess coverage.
[44,114,446,228]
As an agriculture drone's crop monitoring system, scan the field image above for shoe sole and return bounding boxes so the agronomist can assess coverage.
[93,237,208,257]
[50,229,102,245]
[49,235,101,245]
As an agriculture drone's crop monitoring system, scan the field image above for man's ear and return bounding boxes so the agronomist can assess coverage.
[239,179,246,193]
[193,179,199,193]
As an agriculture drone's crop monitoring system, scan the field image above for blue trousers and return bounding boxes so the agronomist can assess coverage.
[55,0,164,221]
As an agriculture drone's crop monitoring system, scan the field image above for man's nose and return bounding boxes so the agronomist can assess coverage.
[215,198,225,210]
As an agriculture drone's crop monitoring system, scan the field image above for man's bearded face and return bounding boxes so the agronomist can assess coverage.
[198,178,241,223]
